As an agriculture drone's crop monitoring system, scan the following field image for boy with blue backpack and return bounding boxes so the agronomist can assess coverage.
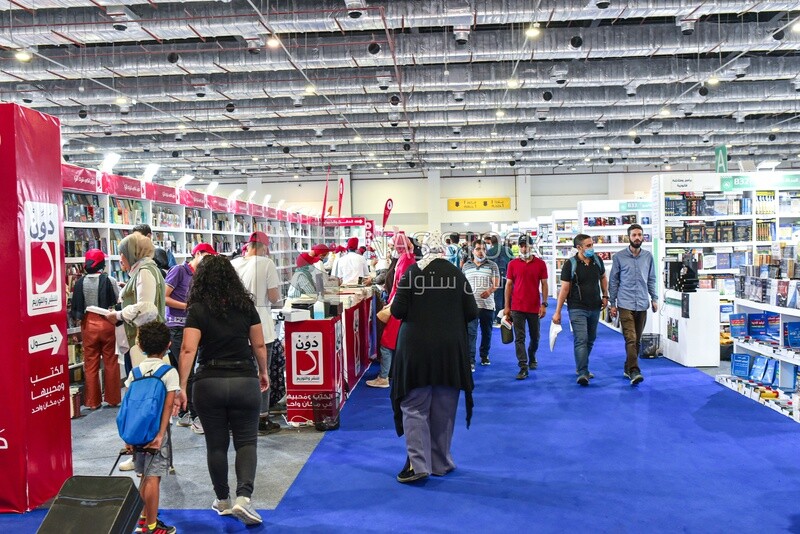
[118,321,179,534]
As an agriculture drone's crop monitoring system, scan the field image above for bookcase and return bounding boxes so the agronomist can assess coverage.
[537,216,553,283]
[550,210,579,295]
[576,200,654,333]
[61,164,324,385]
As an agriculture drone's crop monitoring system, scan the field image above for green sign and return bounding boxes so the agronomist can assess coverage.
[619,201,652,211]
[714,145,728,173]
[665,297,682,308]
[720,173,800,191]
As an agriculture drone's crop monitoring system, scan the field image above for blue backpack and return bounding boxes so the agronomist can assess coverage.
[117,365,172,447]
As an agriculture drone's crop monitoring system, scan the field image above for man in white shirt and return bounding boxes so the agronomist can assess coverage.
[333,237,371,285]
[231,231,282,435]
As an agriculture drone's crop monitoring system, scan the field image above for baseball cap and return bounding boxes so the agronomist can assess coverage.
[519,235,534,246]
[85,248,106,266]
[248,231,269,245]
[296,252,320,267]
[312,244,330,256]
[191,243,218,256]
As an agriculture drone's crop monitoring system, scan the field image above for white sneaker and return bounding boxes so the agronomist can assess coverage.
[191,417,204,434]
[231,496,262,525]
[176,413,192,427]
[118,458,135,471]
[212,498,232,516]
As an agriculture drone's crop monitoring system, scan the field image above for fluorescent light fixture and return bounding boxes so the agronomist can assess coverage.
[99,152,121,173]
[495,109,506,118]
[507,79,520,89]
[115,96,127,105]
[247,190,257,202]
[267,36,281,48]
[376,163,383,168]
[178,124,186,130]
[263,194,272,205]
[491,131,498,136]
[141,163,160,182]
[628,130,637,137]
[659,108,671,116]
[15,49,33,62]
[368,152,375,157]
[176,174,194,188]
[171,169,177,174]
[584,157,591,162]
[603,145,611,151]
[691,156,697,161]
[206,181,219,195]
[228,188,243,201]
[707,76,720,86]
[477,169,483,174]
[277,199,285,208]
[771,127,780,133]
[354,135,362,142]
[383,171,388,175]
[252,156,259,161]
[481,160,487,164]
[665,164,672,170]
[221,141,230,148]
[304,84,316,95]
[87,145,96,152]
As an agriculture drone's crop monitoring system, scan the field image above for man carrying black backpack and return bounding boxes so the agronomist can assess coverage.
[551,234,609,386]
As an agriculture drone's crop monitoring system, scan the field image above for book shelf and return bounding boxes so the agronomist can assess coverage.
[60,164,325,384]
[537,216,553,282]
[576,200,654,334]
[550,210,579,296]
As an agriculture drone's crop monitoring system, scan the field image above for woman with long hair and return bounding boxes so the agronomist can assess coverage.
[175,255,269,526]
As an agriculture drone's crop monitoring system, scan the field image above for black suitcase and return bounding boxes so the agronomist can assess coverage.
[37,475,143,533]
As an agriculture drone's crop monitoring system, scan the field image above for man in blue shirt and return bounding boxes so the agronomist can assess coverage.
[608,224,658,386]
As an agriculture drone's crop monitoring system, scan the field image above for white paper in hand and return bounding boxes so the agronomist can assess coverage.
[549,321,562,352]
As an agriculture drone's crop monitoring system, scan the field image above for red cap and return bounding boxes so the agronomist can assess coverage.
[296,252,320,267]
[357,246,366,255]
[335,245,347,254]
[85,248,106,266]
[191,243,218,256]
[367,246,375,252]
[248,231,269,245]
[312,244,330,256]
[347,237,359,250]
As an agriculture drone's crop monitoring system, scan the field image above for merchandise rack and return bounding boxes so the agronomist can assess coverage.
[61,164,325,378]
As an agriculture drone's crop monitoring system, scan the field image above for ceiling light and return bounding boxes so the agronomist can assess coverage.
[15,49,33,62]
[354,135,362,142]
[368,152,375,157]
[707,76,720,86]
[221,141,230,148]
[87,145,96,152]
[171,169,177,174]
[206,181,219,195]
[304,84,316,95]
[383,171,388,175]
[507,79,520,89]
[481,160,487,164]
[659,108,671,116]
[293,174,299,180]
[376,163,383,168]
[141,163,160,182]
[691,156,697,161]
[491,131,498,136]
[485,148,492,153]
[771,127,780,133]
[495,109,506,118]
[603,145,611,151]
[570,166,577,171]
[267,36,281,48]
[525,24,541,39]
[628,130,637,137]
[793,21,800,33]
[178,124,186,130]
[99,152,121,173]
[252,156,259,161]
[115,96,127,105]
[477,169,483,174]
[584,157,591,162]
[665,164,672,170]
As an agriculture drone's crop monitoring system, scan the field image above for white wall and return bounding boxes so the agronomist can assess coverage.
[213,168,659,230]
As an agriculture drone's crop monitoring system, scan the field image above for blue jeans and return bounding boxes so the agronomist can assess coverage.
[568,308,601,377]
[467,308,495,363]
[379,345,394,379]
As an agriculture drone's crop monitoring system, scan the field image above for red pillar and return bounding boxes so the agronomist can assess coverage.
[0,103,72,512]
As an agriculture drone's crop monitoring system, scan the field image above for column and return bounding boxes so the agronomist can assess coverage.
[0,103,72,512]
[427,169,441,231]
[516,169,532,221]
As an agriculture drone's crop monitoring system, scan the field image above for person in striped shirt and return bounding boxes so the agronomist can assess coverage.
[462,241,500,370]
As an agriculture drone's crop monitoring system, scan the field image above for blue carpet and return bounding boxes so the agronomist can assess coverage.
[5,306,800,533]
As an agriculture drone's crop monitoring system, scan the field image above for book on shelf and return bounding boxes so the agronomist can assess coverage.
[64,193,105,223]
[110,197,145,225]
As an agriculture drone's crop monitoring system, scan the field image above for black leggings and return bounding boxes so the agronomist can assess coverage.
[193,376,260,500]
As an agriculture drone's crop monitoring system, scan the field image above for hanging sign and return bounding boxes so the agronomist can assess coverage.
[382,199,394,227]
[447,197,511,210]
[179,188,206,208]
[714,145,728,173]
[144,182,178,204]
[61,164,102,192]
[337,177,345,217]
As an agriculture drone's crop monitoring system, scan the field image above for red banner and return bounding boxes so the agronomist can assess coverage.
[337,177,344,217]
[322,217,366,227]
[179,188,206,208]
[301,214,309,225]
[382,198,394,228]
[365,219,375,247]
[144,182,178,204]
[103,173,144,199]
[267,207,278,219]
[61,164,102,192]
[289,212,300,223]
[277,209,287,221]
[250,203,266,218]
[0,104,72,512]
[234,200,249,214]
[206,194,229,212]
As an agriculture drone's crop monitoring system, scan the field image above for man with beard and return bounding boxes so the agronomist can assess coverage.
[608,224,658,387]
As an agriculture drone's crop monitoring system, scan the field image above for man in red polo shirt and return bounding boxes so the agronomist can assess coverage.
[504,235,549,380]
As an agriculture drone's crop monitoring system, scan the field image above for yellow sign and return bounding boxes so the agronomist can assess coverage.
[447,197,511,211]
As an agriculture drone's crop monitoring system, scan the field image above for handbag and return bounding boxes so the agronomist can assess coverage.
[377,305,392,324]
[500,316,514,344]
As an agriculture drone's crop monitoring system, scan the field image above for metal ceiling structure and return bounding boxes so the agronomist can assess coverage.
[1,0,800,185]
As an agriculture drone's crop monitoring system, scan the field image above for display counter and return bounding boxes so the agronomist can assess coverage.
[660,288,720,367]
[284,285,376,426]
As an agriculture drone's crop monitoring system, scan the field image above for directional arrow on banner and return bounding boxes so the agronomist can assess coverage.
[28,324,63,355]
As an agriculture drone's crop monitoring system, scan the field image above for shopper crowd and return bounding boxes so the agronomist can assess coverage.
[71,221,657,529]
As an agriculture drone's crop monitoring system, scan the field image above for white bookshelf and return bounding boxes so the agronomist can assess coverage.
[550,210,578,295]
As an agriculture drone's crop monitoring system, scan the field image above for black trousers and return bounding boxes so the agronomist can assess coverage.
[511,311,540,368]
[169,326,197,418]
[193,376,261,500]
